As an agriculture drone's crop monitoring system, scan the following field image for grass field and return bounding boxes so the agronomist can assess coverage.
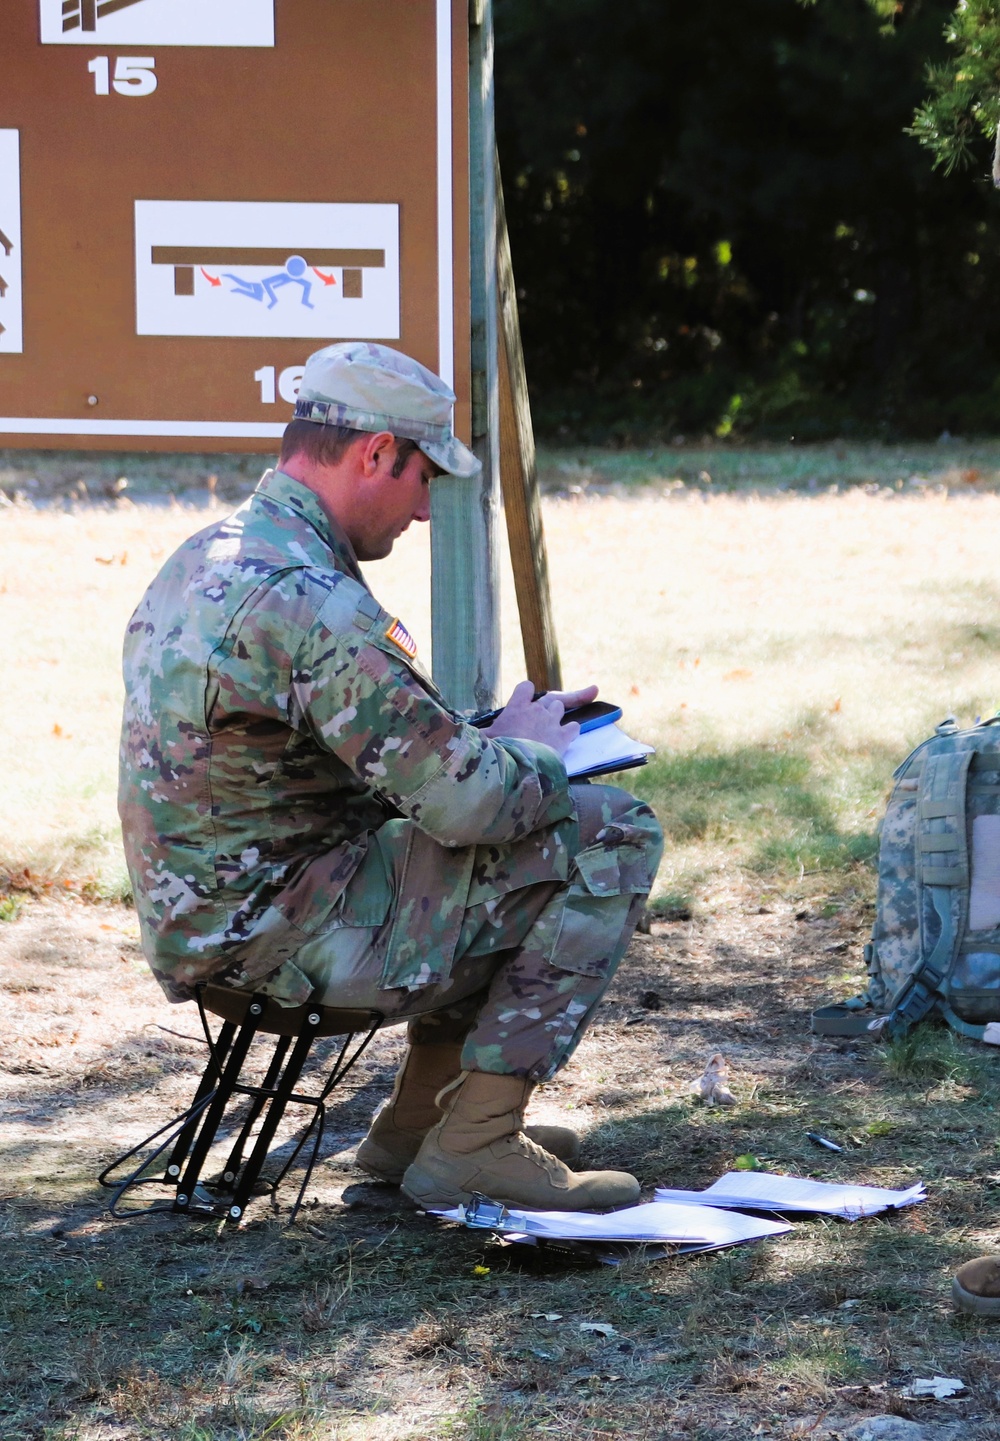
[3,449,1000,1439]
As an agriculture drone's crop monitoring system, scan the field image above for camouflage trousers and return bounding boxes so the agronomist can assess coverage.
[288,783,663,1081]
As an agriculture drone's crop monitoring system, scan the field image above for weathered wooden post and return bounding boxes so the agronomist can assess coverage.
[496,154,563,692]
[431,0,502,713]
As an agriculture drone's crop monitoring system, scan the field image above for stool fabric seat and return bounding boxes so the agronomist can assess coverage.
[99,982,384,1225]
[199,983,379,1038]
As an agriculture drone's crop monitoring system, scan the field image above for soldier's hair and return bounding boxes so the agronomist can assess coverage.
[280,420,420,478]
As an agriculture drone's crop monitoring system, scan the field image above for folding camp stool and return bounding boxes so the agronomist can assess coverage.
[99,983,384,1225]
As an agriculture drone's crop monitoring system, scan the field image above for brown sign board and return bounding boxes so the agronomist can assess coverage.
[0,0,471,452]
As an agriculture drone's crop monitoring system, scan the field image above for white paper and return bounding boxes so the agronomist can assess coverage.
[563,722,653,779]
[438,1199,790,1252]
[655,1171,926,1222]
[902,1377,965,1400]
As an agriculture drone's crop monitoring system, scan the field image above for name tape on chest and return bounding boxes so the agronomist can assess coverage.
[385,618,418,660]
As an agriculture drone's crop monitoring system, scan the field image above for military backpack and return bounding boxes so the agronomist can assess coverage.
[813,715,1000,1044]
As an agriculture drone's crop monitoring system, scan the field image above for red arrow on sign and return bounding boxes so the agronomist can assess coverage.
[313,268,337,286]
[0,275,7,299]
[0,230,12,257]
[200,268,222,287]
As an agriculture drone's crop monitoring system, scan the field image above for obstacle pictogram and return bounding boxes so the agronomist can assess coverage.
[61,0,147,33]
[40,0,275,47]
[135,201,400,340]
[152,247,386,305]
[0,131,22,353]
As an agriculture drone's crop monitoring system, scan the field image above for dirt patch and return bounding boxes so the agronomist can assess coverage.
[3,893,1000,1440]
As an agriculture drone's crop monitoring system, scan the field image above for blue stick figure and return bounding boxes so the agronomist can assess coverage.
[223,256,315,309]
[223,274,266,302]
[263,255,314,310]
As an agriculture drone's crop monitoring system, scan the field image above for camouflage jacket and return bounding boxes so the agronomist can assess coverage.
[119,469,573,1002]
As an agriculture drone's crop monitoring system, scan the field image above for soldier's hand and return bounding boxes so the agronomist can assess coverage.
[483,679,597,758]
[543,683,599,713]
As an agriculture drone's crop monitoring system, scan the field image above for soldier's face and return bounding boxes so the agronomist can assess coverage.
[355,445,436,561]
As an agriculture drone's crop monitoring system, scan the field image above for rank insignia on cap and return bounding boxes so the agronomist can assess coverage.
[385,618,417,659]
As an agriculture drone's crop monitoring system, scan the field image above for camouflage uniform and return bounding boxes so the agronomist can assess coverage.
[119,468,662,1080]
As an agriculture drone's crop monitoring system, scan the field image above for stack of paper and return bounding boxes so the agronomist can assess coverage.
[437,1199,790,1254]
[563,723,654,780]
[655,1172,926,1221]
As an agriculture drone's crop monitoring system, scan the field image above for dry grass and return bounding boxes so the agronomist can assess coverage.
[2,483,999,908]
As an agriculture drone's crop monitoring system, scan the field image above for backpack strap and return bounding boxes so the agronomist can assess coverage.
[810,996,876,1037]
[879,749,972,1040]
[938,1004,989,1040]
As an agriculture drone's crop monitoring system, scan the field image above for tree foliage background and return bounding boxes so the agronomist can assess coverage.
[495,0,1000,441]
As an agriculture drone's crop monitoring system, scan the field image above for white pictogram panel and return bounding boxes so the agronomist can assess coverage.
[39,0,275,47]
[0,132,23,355]
[135,201,401,340]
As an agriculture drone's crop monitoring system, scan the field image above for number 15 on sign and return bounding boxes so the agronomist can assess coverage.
[88,56,157,95]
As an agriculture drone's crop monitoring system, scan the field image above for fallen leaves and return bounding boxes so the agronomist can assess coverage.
[734,1153,762,1171]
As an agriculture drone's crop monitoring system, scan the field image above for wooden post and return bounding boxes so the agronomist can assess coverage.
[431,0,501,713]
[496,155,563,691]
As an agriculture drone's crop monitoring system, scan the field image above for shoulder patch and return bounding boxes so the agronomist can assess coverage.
[384,618,418,659]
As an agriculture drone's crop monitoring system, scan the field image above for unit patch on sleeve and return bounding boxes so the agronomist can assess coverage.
[385,618,418,659]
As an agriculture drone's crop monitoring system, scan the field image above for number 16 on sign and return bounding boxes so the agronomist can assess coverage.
[254,366,305,405]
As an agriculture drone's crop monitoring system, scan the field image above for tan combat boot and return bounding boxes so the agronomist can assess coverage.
[400,1069,640,1211]
[953,1256,1000,1316]
[355,1044,581,1184]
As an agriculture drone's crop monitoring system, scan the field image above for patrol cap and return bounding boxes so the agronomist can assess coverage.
[293,341,481,479]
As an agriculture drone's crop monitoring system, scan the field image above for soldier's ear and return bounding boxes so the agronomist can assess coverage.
[359,431,396,478]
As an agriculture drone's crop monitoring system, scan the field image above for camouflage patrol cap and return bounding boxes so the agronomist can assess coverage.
[293,341,481,479]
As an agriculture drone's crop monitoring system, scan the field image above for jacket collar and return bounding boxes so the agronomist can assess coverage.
[254,468,368,587]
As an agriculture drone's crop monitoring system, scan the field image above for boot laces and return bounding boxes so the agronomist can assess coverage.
[514,1130,564,1177]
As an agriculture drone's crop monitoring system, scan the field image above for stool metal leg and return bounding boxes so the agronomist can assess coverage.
[217,1034,292,1189]
[162,1019,237,1184]
[174,1005,262,1214]
[224,1013,321,1222]
[263,1016,384,1223]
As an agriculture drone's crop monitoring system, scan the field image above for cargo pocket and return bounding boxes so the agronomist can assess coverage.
[241,956,314,1007]
[546,839,648,979]
[334,842,395,929]
[379,825,476,991]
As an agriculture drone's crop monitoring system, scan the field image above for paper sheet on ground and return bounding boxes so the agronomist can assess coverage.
[655,1172,926,1221]
[437,1199,790,1252]
[562,722,654,779]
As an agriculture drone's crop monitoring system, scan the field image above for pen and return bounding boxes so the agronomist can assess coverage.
[806,1131,844,1153]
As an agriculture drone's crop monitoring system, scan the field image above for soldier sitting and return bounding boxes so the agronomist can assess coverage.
[118,342,663,1212]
